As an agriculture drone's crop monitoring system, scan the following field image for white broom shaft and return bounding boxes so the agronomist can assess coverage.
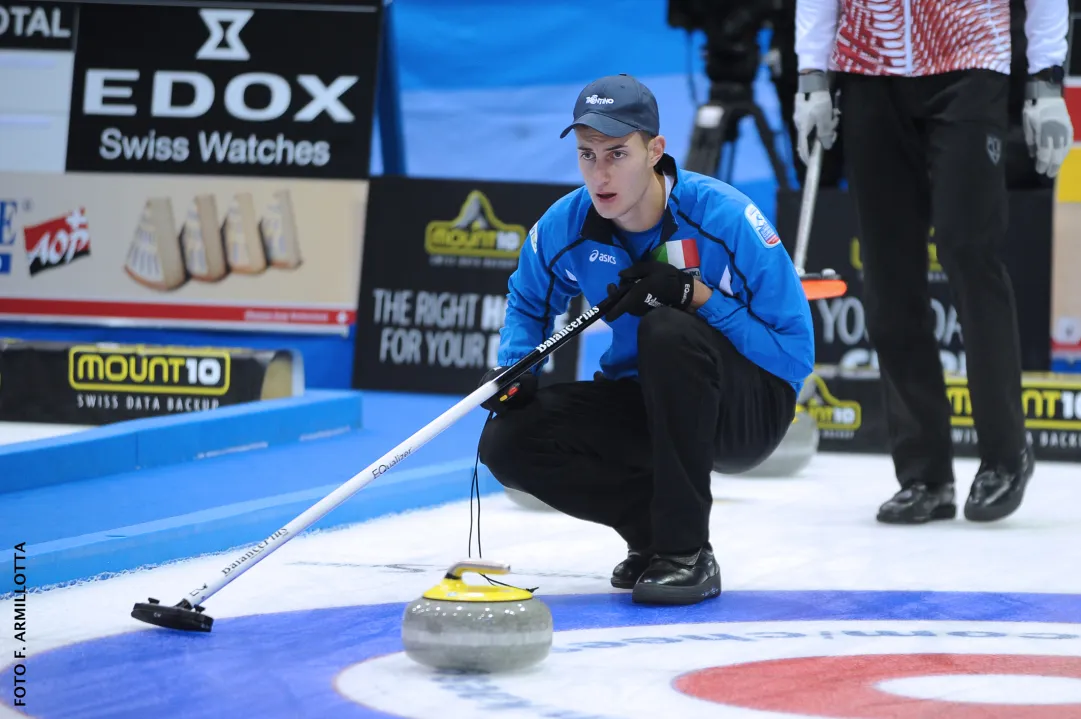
[177,295,616,608]
[185,379,501,607]
[794,138,823,275]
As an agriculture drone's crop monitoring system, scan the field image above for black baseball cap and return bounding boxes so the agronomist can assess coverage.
[559,74,660,139]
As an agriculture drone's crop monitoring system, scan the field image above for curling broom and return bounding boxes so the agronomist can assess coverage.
[130,291,622,632]
[795,138,848,300]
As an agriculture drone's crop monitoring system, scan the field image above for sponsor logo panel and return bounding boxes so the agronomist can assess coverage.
[0,171,367,332]
[352,177,583,394]
[65,2,380,178]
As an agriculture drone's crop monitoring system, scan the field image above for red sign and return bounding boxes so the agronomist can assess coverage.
[23,208,92,276]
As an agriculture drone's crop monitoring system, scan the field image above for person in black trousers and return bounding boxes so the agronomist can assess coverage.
[793,0,1073,524]
[477,74,814,605]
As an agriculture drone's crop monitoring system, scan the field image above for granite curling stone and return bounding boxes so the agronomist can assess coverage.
[504,486,556,512]
[401,560,553,673]
[715,405,820,478]
[743,405,819,477]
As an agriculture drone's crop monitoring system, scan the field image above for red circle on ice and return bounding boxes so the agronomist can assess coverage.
[673,654,1081,719]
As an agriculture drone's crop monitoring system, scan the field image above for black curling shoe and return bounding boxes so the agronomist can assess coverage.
[965,439,1035,523]
[876,482,957,524]
[610,549,650,589]
[631,544,721,606]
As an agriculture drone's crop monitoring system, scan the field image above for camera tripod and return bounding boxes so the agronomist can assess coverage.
[683,90,792,192]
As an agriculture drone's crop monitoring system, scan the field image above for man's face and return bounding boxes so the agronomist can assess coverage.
[575,129,658,221]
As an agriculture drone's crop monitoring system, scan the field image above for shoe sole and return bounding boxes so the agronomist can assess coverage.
[964,492,1026,522]
[876,504,957,525]
[631,575,721,606]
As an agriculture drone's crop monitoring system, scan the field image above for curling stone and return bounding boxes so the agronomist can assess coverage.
[715,405,820,478]
[401,559,553,673]
[504,486,556,511]
[744,405,819,477]
[797,371,818,406]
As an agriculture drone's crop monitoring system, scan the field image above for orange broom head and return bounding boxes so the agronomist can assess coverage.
[801,276,848,300]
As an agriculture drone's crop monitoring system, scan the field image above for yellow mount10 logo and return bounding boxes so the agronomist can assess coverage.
[68,345,231,395]
[805,375,862,433]
[425,191,526,259]
[946,374,1081,430]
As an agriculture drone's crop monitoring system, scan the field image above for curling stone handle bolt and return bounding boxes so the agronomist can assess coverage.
[445,559,511,579]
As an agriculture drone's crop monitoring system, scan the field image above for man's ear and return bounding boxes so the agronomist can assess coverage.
[648,134,667,167]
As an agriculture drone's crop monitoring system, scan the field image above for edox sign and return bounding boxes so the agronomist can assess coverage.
[65,2,381,178]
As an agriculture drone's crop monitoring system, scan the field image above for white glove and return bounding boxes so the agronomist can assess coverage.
[793,71,838,166]
[1023,79,1074,178]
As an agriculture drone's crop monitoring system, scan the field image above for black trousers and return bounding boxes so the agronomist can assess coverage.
[838,70,1026,486]
[478,307,796,554]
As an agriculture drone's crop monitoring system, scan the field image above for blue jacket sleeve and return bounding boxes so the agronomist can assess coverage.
[497,219,579,369]
[694,198,815,388]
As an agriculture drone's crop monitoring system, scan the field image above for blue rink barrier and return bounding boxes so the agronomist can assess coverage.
[0,391,365,493]
[1,391,501,592]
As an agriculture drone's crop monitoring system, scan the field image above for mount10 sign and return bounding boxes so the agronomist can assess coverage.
[65,2,381,179]
[353,176,583,394]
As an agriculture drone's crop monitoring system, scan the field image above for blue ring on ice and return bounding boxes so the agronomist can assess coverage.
[6,590,1081,719]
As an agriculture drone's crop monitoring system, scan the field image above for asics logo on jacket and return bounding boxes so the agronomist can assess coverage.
[589,249,617,264]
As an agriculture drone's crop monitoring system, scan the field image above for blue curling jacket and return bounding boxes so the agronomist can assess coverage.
[498,154,815,394]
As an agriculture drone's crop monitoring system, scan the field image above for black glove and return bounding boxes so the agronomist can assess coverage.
[479,366,538,414]
[604,260,695,323]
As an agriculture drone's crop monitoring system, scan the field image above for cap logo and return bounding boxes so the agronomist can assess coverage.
[584,95,614,105]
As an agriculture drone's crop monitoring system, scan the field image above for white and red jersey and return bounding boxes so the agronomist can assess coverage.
[796,0,1069,77]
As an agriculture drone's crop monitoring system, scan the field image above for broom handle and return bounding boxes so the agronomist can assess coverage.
[169,294,617,610]
[793,138,823,276]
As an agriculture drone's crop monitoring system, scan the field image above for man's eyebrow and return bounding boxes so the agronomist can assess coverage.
[577,143,627,151]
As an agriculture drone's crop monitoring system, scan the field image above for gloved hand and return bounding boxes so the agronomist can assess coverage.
[1023,78,1074,178]
[793,70,838,166]
[478,366,537,414]
[603,260,695,323]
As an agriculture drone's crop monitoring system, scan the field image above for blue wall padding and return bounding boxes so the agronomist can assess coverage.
[0,424,135,495]
[0,390,364,493]
[20,461,499,592]
[130,390,363,469]
[1,391,502,592]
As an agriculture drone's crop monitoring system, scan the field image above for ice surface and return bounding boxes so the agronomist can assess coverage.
[2,448,1079,718]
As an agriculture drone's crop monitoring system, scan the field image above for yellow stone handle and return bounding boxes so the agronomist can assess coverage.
[444,559,510,579]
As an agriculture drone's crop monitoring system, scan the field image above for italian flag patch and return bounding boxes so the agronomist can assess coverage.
[654,238,700,271]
